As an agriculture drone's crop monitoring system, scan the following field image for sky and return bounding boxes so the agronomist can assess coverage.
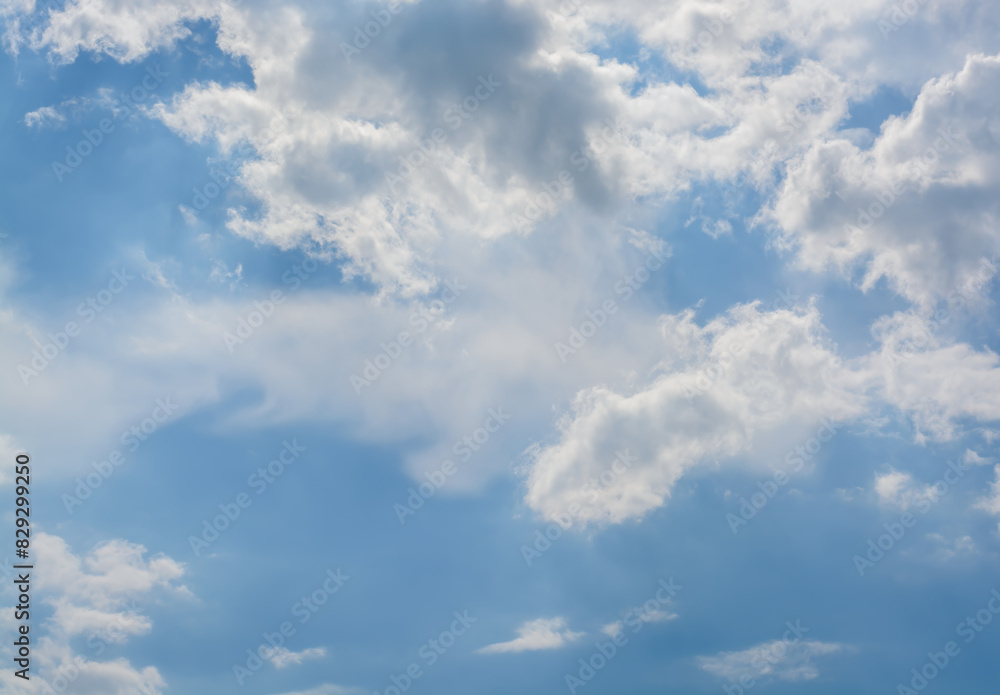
[1,0,1000,694]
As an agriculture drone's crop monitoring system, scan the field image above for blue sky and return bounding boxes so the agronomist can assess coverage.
[2,1,1000,694]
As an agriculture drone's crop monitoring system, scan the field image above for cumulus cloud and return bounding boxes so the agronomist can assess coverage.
[0,532,189,695]
[765,52,1000,309]
[8,0,996,307]
[26,0,224,64]
[477,617,584,654]
[867,311,1000,442]
[523,289,1000,526]
[524,302,870,526]
[1,0,1000,550]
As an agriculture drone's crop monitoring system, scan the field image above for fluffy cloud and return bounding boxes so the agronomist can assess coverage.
[0,532,189,695]
[26,0,223,64]
[2,0,1000,544]
[867,311,1000,442]
[477,617,584,654]
[873,468,939,510]
[524,302,870,526]
[765,52,1000,309]
[10,0,998,306]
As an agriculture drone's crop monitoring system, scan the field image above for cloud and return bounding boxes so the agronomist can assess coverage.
[975,464,1000,531]
[34,534,190,620]
[764,52,1000,309]
[601,607,676,640]
[873,468,939,511]
[4,0,1000,305]
[1,0,1000,553]
[867,311,1000,442]
[268,685,365,695]
[0,532,189,695]
[524,302,870,526]
[0,433,19,485]
[698,639,844,683]
[477,617,584,654]
[24,105,67,129]
[265,646,327,669]
[25,0,223,65]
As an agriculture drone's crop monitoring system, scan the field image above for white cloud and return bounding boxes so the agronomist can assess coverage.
[265,646,327,668]
[765,52,1000,309]
[697,639,844,683]
[0,0,999,545]
[26,0,223,65]
[601,607,676,640]
[524,302,870,526]
[24,105,66,129]
[0,433,19,485]
[964,449,993,466]
[0,532,189,695]
[8,0,996,312]
[926,533,976,560]
[867,311,1000,442]
[477,617,584,654]
[34,534,189,619]
[268,685,365,695]
[975,464,1000,531]
[873,468,939,511]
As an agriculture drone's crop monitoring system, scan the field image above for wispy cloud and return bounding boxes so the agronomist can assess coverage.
[265,646,327,669]
[477,618,584,654]
[698,640,845,683]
